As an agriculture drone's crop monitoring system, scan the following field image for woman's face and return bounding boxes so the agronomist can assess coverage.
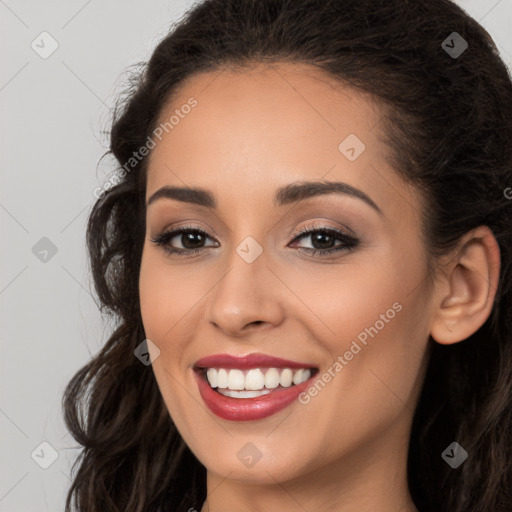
[139,62,433,484]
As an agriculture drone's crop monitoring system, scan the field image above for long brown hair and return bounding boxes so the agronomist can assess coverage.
[62,0,512,510]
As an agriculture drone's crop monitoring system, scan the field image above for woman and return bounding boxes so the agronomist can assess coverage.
[62,0,512,510]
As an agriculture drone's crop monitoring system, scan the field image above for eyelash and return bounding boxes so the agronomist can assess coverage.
[150,223,359,258]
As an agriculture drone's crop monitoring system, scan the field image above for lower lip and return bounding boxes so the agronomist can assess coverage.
[194,370,314,421]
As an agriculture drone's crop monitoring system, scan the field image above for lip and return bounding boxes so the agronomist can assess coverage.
[193,353,318,421]
[194,352,315,370]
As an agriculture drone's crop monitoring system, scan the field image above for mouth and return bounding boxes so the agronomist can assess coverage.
[193,353,318,421]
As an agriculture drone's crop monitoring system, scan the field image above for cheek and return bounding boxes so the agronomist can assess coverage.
[289,251,429,414]
[319,274,428,411]
[281,253,407,345]
[283,295,429,475]
[139,257,166,341]
[138,250,203,434]
[139,249,202,341]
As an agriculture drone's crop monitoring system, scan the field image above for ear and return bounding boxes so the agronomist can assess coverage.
[429,226,501,345]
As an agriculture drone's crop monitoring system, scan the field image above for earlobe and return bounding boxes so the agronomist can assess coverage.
[429,226,501,345]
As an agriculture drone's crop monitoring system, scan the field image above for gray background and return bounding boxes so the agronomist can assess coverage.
[1,1,511,510]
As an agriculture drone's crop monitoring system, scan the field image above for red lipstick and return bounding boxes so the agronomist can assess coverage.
[194,353,313,370]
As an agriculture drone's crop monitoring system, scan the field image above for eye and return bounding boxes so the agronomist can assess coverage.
[150,224,359,258]
[150,224,217,257]
[290,225,359,256]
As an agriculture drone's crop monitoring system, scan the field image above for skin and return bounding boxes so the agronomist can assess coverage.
[138,62,500,512]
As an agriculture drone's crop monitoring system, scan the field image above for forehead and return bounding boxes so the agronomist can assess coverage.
[145,61,420,221]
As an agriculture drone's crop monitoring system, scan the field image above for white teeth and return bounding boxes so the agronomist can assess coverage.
[206,368,217,388]
[292,368,311,385]
[204,367,312,391]
[245,369,265,390]
[217,389,272,399]
[217,369,228,389]
[280,368,293,387]
[292,369,304,385]
[227,369,245,390]
[264,368,280,389]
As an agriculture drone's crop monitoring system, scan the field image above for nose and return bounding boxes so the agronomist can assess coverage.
[207,251,286,337]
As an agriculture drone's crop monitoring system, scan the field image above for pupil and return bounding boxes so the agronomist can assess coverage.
[312,232,334,249]
[183,232,204,249]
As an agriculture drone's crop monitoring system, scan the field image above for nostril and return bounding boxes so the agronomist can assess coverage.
[244,321,265,330]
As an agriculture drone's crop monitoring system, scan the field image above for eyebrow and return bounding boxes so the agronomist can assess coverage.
[146,180,383,216]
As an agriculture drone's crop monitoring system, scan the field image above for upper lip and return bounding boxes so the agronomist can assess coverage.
[194,352,317,370]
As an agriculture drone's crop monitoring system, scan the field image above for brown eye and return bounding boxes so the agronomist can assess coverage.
[289,226,359,256]
[150,225,218,257]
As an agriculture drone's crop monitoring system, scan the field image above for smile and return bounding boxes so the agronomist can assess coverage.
[193,353,318,421]
[205,367,312,397]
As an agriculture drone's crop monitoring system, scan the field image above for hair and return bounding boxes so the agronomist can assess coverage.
[61,0,512,510]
